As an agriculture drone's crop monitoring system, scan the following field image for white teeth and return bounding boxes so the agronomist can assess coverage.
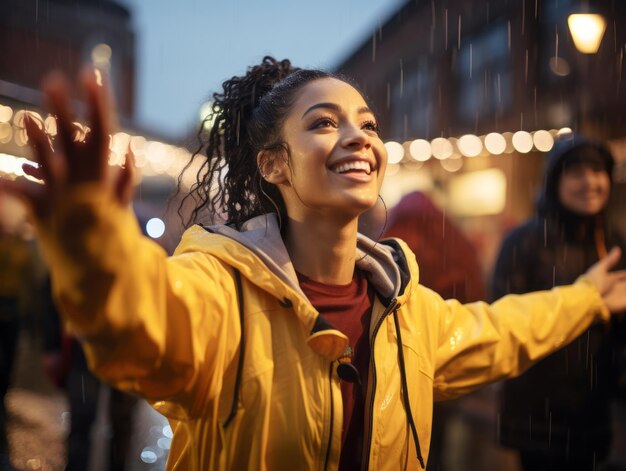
[334,161,372,174]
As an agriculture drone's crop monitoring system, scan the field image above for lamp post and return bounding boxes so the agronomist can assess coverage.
[566,12,607,132]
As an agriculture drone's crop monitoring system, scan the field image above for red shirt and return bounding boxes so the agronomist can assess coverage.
[297,269,373,470]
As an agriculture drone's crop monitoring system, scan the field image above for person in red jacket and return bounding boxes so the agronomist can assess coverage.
[383,191,485,302]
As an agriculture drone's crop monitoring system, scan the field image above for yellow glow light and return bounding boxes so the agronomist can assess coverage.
[385,163,401,176]
[408,139,431,161]
[92,43,112,72]
[457,134,483,157]
[533,130,554,152]
[0,123,12,143]
[440,154,463,172]
[449,168,506,216]
[567,14,606,54]
[512,131,533,153]
[0,105,13,123]
[385,141,405,164]
[44,116,57,136]
[484,133,506,155]
[431,137,453,160]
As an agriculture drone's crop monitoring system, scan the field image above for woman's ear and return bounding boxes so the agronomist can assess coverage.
[257,149,290,185]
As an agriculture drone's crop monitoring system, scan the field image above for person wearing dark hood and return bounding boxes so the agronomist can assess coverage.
[491,134,626,471]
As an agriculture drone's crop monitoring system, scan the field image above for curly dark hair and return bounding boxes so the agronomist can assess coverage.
[177,56,338,228]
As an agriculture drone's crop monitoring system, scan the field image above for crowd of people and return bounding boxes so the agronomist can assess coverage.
[0,56,625,471]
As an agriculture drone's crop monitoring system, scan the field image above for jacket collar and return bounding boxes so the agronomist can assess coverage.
[175,213,415,359]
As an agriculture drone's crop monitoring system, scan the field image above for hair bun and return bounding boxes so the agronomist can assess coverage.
[216,56,298,116]
[244,56,299,108]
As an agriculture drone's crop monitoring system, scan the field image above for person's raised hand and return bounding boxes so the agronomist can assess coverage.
[584,247,626,313]
[0,67,134,221]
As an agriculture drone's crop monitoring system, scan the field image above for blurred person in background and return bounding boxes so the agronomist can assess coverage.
[41,204,165,471]
[382,191,484,302]
[490,134,626,471]
[41,278,138,471]
[0,194,39,471]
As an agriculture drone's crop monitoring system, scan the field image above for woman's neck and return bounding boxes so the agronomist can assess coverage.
[285,216,359,285]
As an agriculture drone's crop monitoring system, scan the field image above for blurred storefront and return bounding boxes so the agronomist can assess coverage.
[335,0,626,273]
[0,0,197,254]
[0,2,183,469]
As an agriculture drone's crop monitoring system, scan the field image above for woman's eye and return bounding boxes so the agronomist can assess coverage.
[362,121,380,133]
[312,117,336,129]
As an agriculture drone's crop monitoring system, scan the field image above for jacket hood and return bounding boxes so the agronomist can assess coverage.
[537,134,614,217]
[174,213,416,360]
[199,213,409,300]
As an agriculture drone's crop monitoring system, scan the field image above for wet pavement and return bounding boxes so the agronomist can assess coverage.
[6,330,626,471]
[5,332,170,471]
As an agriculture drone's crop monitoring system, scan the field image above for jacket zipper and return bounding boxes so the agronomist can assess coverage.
[323,362,335,471]
[362,298,398,470]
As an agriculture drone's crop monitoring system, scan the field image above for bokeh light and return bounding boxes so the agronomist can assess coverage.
[408,139,431,161]
[384,141,404,164]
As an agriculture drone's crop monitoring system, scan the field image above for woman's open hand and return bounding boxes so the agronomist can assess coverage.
[585,247,626,313]
[0,68,134,221]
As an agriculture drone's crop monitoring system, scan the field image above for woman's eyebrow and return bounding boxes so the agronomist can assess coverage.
[301,103,373,118]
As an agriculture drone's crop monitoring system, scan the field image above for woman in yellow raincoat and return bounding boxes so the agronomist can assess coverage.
[2,57,626,470]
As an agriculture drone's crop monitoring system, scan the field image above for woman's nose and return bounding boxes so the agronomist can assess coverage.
[341,124,370,149]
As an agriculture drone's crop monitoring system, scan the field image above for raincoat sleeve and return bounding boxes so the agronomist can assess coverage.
[432,277,610,401]
[35,184,241,415]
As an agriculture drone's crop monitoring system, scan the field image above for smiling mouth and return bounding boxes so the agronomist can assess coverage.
[331,160,372,175]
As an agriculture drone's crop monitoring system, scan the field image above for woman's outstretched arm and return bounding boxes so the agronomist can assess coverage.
[0,70,240,416]
[432,247,626,400]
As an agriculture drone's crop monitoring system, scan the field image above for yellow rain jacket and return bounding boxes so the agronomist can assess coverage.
[38,186,610,471]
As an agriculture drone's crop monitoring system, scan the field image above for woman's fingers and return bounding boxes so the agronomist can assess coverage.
[42,69,113,185]
[0,68,128,227]
[24,114,63,186]
[600,246,622,271]
[115,146,136,206]
[81,67,115,160]
[42,72,77,161]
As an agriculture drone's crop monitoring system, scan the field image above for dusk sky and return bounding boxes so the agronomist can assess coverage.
[118,0,402,139]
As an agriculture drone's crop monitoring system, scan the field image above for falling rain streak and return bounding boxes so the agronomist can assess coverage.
[3,1,626,469]
[508,20,512,50]
[445,9,448,50]
[372,30,376,63]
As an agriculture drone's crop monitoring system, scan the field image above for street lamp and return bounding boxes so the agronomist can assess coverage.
[566,12,607,134]
[567,13,607,54]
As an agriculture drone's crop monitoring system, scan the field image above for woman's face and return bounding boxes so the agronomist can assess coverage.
[558,163,611,216]
[276,78,387,222]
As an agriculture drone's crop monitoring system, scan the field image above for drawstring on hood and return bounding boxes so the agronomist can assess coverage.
[393,309,426,469]
[200,214,425,468]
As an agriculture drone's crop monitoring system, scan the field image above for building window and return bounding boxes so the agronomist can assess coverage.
[389,60,435,140]
[456,22,511,124]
